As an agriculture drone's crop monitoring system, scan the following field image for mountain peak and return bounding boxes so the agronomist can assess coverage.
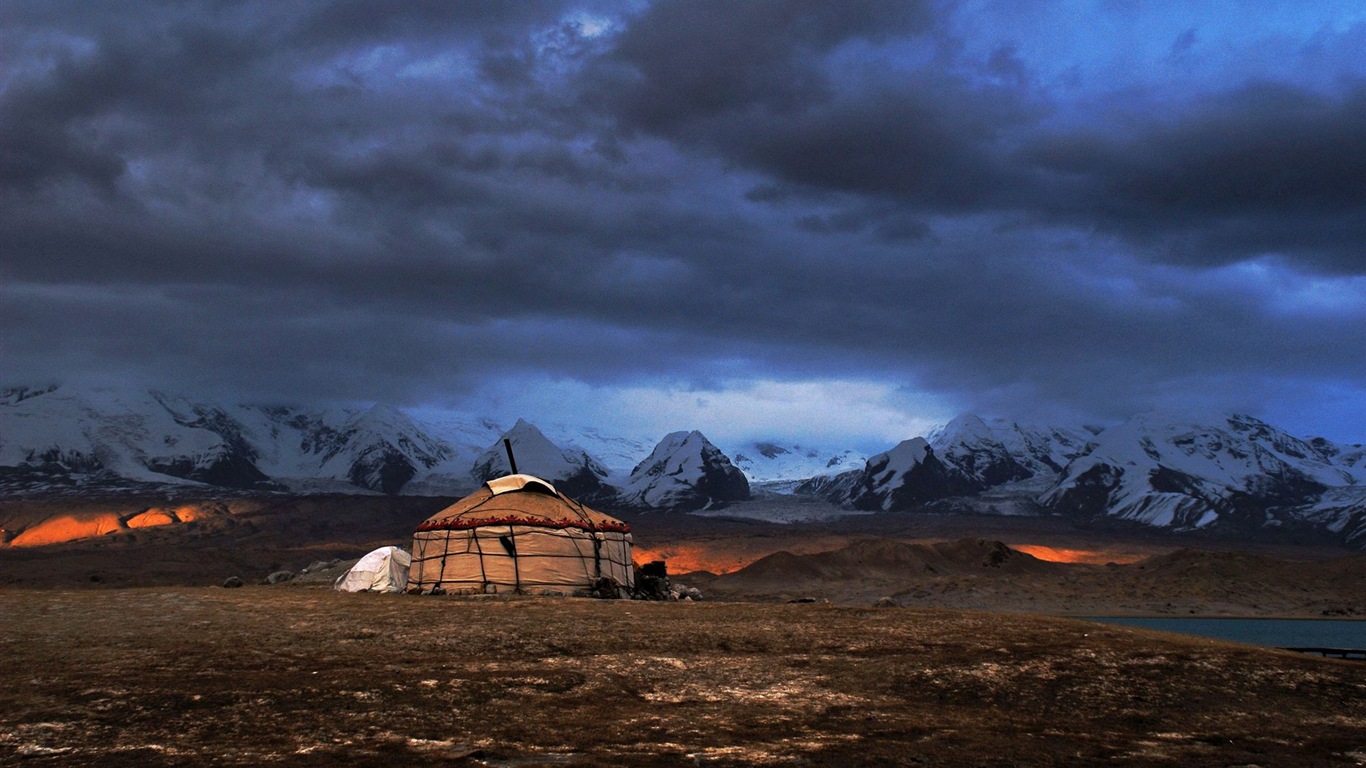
[351,403,421,432]
[470,419,611,500]
[929,413,992,442]
[928,414,1095,483]
[881,437,931,470]
[619,430,749,511]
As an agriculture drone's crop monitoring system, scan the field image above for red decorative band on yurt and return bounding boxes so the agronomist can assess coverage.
[415,515,632,533]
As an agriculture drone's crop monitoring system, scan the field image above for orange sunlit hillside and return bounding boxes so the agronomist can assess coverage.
[171,504,209,522]
[126,509,177,529]
[633,544,753,575]
[8,514,126,548]
[632,534,859,575]
[633,539,1153,574]
[2,503,232,548]
[1012,544,1147,565]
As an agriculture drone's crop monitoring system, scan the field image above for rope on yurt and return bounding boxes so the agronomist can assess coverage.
[410,535,425,590]
[473,528,490,592]
[506,525,521,593]
[412,533,446,591]
[438,526,452,590]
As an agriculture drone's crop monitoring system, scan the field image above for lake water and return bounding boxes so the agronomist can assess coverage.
[1082,617,1366,650]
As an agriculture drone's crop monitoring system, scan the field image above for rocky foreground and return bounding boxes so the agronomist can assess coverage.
[1,589,1364,767]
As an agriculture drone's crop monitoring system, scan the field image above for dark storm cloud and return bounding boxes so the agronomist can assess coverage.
[598,0,1034,211]
[728,90,1035,210]
[600,2,1366,273]
[3,0,1365,437]
[288,0,567,46]
[1022,80,1366,273]
[603,0,934,130]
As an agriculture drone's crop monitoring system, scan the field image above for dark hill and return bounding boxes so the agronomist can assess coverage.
[688,537,1366,616]
[715,538,1055,593]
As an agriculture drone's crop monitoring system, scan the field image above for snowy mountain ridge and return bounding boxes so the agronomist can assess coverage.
[801,417,1097,511]
[4,386,1365,546]
[928,413,1097,483]
[1040,411,1363,529]
[731,441,867,488]
[801,411,1366,547]
[0,385,762,508]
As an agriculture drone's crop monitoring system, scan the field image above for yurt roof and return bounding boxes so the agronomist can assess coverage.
[416,473,630,534]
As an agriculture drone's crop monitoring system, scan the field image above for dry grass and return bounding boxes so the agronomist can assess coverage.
[1,588,1364,766]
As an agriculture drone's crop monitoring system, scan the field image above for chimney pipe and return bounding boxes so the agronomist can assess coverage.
[503,438,519,475]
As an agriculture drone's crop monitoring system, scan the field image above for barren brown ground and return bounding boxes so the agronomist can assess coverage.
[687,538,1366,617]
[2,588,1365,767]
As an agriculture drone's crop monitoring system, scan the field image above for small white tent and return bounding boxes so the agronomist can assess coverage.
[334,546,412,593]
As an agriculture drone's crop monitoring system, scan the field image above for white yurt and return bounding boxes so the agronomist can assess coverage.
[409,474,633,595]
[334,545,412,593]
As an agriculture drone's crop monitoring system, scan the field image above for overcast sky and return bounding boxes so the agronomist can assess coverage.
[4,1,1366,449]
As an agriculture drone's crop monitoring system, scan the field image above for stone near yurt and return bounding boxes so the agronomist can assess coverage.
[334,546,412,593]
[409,474,634,596]
[676,585,703,601]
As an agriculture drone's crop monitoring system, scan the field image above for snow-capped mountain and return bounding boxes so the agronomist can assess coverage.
[0,387,493,495]
[730,441,867,488]
[249,404,458,494]
[797,417,1095,512]
[0,386,275,491]
[358,408,509,492]
[1040,412,1362,530]
[532,423,656,479]
[0,386,743,507]
[799,437,975,512]
[790,411,1366,547]
[470,419,614,502]
[617,430,750,511]
[6,385,1366,546]
[1298,489,1366,549]
[928,414,1096,486]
